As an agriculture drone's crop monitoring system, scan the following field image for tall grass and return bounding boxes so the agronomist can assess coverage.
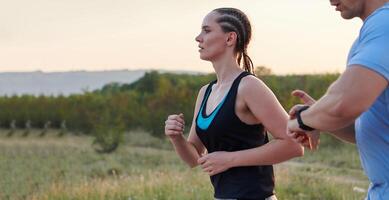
[0,131,368,200]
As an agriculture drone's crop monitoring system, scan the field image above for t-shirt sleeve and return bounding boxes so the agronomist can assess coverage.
[347,13,389,81]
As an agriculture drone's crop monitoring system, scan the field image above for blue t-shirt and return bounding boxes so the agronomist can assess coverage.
[347,3,389,199]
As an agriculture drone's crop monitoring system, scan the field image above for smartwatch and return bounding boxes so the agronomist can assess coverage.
[296,106,315,131]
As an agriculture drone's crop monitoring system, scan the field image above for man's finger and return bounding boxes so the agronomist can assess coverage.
[287,131,299,139]
[289,104,305,118]
[292,89,315,104]
[305,139,313,150]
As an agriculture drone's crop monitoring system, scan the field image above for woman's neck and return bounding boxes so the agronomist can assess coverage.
[211,56,244,85]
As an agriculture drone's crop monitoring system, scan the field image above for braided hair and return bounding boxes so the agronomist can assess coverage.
[213,8,254,74]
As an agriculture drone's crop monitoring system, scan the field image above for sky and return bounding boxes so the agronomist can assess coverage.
[0,0,362,74]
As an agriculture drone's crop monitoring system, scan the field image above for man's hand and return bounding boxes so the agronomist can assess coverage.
[287,90,320,150]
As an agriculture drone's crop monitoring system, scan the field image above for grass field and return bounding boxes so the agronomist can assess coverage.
[0,130,369,200]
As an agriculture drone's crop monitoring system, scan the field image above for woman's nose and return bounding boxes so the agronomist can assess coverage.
[195,34,202,43]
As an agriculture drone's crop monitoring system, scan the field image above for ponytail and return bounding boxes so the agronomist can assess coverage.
[242,51,254,74]
[238,51,254,74]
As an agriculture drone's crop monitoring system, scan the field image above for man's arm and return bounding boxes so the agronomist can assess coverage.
[289,90,355,146]
[328,123,356,143]
[288,65,387,133]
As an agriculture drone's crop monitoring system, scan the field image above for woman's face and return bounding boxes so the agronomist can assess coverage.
[195,11,230,61]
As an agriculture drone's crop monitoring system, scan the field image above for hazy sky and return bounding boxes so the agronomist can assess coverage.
[0,0,362,74]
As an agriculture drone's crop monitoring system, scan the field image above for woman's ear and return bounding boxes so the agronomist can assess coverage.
[226,32,237,47]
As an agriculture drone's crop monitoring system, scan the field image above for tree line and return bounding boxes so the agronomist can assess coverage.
[0,69,339,152]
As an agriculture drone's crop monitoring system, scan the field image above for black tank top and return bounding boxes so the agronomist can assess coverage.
[196,71,275,200]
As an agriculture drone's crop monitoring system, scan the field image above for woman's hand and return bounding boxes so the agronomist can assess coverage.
[165,113,185,140]
[197,151,232,176]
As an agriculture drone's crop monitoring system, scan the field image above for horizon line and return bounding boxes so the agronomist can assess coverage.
[0,67,343,75]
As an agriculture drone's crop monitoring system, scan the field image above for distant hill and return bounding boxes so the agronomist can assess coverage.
[0,70,148,96]
[0,69,206,96]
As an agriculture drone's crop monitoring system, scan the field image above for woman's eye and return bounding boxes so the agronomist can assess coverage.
[202,28,210,33]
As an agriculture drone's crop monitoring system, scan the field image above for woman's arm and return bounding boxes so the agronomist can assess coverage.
[228,76,304,166]
[165,85,207,167]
